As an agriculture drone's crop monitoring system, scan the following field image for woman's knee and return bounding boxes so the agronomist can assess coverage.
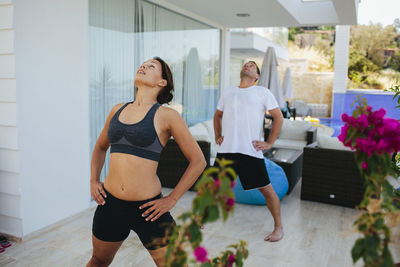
[88,254,113,267]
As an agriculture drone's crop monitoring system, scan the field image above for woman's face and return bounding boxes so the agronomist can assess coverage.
[134,59,166,89]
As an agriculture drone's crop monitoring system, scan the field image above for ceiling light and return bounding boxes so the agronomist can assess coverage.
[236,13,250,17]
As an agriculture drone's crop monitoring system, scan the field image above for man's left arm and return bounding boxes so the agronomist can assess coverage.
[252,108,283,151]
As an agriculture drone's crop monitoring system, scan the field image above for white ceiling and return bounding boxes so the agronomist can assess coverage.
[149,0,358,28]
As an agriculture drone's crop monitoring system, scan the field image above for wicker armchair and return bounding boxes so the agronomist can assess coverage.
[157,139,210,191]
[301,142,365,208]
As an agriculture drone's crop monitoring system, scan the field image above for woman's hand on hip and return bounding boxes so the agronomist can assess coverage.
[90,181,107,205]
[139,196,177,222]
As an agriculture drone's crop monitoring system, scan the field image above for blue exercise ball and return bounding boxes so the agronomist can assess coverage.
[232,158,289,205]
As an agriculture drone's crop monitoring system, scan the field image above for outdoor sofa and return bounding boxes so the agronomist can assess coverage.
[301,135,365,208]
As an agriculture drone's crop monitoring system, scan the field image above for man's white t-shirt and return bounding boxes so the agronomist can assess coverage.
[216,85,279,159]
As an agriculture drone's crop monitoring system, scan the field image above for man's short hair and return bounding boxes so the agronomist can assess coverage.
[248,61,260,75]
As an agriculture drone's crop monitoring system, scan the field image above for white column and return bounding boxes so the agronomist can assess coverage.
[333,25,350,93]
[220,28,230,91]
[0,1,23,238]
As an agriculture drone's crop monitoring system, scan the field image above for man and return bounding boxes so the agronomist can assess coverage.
[213,61,284,242]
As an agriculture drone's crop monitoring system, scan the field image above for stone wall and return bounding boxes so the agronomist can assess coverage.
[280,59,334,117]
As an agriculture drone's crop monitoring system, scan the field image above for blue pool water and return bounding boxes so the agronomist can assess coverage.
[319,118,343,137]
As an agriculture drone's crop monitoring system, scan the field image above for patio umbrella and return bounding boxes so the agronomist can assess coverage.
[258,47,285,108]
[282,67,293,100]
[183,47,204,125]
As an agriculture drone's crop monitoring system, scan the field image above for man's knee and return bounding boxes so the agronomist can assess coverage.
[258,185,275,198]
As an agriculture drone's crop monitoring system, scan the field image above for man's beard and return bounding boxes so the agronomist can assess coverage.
[240,70,254,79]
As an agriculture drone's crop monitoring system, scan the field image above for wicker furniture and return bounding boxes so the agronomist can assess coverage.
[264,148,303,194]
[301,142,365,208]
[157,139,210,191]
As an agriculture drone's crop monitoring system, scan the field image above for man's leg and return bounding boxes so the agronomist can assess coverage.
[258,185,284,242]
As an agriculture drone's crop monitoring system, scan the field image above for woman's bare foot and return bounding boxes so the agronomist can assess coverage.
[264,227,284,242]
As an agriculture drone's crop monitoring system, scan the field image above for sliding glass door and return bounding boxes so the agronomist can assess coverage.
[89,0,221,179]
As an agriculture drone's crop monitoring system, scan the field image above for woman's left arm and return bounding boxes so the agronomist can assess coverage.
[140,109,207,221]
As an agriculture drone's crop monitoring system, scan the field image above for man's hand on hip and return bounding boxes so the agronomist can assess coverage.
[252,140,272,151]
[215,136,224,146]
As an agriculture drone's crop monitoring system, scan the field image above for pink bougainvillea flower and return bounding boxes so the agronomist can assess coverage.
[226,197,235,211]
[357,113,369,129]
[214,178,221,188]
[230,180,236,189]
[341,113,349,122]
[361,162,368,169]
[338,124,349,144]
[228,253,235,263]
[194,246,208,263]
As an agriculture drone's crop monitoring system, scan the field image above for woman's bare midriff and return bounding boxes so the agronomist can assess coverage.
[103,153,163,201]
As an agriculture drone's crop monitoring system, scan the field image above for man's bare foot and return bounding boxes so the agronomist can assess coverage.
[264,227,284,242]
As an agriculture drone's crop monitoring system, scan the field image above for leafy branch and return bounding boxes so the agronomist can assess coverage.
[165,159,249,267]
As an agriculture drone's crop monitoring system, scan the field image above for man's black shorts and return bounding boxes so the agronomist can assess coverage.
[214,153,271,190]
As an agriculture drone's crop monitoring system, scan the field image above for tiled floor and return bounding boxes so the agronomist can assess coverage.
[1,181,399,267]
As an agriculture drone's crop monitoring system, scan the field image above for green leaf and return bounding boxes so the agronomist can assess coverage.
[382,244,394,267]
[204,204,219,223]
[351,238,365,263]
[200,262,212,267]
[194,175,215,190]
[218,176,231,196]
[373,218,384,229]
[202,167,220,179]
[236,251,244,267]
[178,212,192,221]
[193,197,200,214]
[364,235,380,262]
[393,91,400,100]
[197,191,214,215]
[224,168,237,180]
[358,223,367,232]
[188,221,202,246]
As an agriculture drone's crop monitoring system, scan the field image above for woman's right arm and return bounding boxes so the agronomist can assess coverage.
[90,103,123,205]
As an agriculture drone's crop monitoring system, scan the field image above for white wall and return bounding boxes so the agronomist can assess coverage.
[333,25,350,93]
[13,0,91,236]
[0,0,23,238]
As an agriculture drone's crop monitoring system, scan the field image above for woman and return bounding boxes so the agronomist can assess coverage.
[87,57,207,267]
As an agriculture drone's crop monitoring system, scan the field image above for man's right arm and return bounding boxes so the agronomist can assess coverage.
[213,109,224,145]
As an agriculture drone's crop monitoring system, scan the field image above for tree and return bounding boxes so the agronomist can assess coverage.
[350,24,397,68]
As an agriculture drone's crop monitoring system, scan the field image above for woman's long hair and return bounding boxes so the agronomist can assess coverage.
[153,57,174,104]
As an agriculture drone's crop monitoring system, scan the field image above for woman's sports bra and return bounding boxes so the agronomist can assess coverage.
[108,102,163,162]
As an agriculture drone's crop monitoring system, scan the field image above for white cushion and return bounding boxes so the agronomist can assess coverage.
[273,139,307,150]
[201,120,215,142]
[317,135,351,151]
[278,119,312,141]
[210,156,216,166]
[200,120,218,158]
[189,123,211,142]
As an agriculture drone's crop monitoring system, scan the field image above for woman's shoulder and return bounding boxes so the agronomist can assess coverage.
[157,105,181,119]
[110,102,126,112]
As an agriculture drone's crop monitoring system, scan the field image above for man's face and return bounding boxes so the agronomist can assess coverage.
[240,62,259,81]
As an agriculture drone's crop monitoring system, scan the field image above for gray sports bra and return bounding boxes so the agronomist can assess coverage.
[108,102,163,162]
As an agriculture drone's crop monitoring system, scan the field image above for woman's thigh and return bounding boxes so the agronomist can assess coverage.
[89,234,124,266]
[148,246,168,267]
